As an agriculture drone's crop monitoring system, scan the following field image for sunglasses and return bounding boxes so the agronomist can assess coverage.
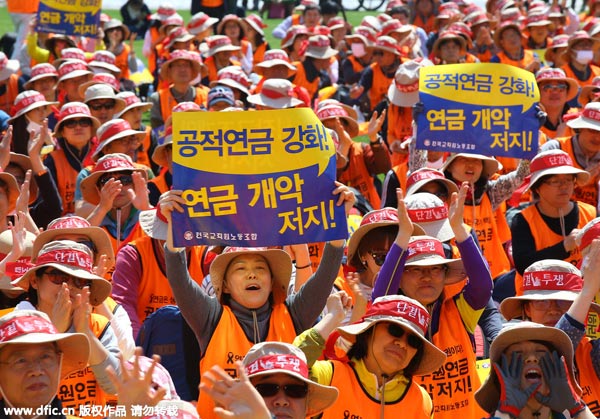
[43,269,92,289]
[97,173,134,188]
[386,323,423,349]
[369,251,387,266]
[254,383,308,399]
[89,101,116,111]
[529,300,572,311]
[541,83,568,92]
[63,118,92,129]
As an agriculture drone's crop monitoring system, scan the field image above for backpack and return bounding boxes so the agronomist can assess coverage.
[136,305,200,401]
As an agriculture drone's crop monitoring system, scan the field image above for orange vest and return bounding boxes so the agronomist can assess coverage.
[101,222,145,257]
[197,304,296,419]
[516,201,596,295]
[202,0,223,8]
[322,360,434,419]
[0,74,20,114]
[387,104,412,167]
[291,14,302,25]
[347,55,366,74]
[253,42,268,65]
[135,126,153,168]
[130,236,206,323]
[158,86,208,125]
[496,49,536,70]
[412,14,435,34]
[338,142,382,209]
[7,0,39,13]
[392,162,409,191]
[235,40,251,65]
[114,44,131,80]
[577,337,600,417]
[292,61,320,102]
[204,56,242,83]
[560,63,600,88]
[148,173,169,195]
[58,314,109,417]
[557,136,599,207]
[462,193,511,279]
[50,149,79,216]
[369,63,394,111]
[415,298,486,419]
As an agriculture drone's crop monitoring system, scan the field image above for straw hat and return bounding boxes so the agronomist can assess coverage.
[243,342,339,417]
[388,59,433,107]
[304,35,338,59]
[79,153,146,205]
[253,49,296,77]
[0,52,19,82]
[405,193,454,242]
[475,321,579,414]
[405,168,459,198]
[0,229,36,292]
[525,149,589,192]
[91,119,147,161]
[500,259,600,320]
[78,73,121,98]
[535,67,578,102]
[104,19,131,41]
[246,79,303,109]
[31,215,115,270]
[242,14,268,36]
[160,49,205,81]
[12,241,112,306]
[442,153,501,178]
[205,35,241,57]
[337,295,447,375]
[0,310,90,378]
[53,102,100,135]
[209,247,292,303]
[115,91,152,118]
[316,105,359,138]
[0,169,21,214]
[187,11,218,35]
[347,208,425,269]
[56,60,92,84]
[24,64,59,89]
[8,90,58,122]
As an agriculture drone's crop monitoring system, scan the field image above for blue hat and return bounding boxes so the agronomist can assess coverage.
[208,86,235,108]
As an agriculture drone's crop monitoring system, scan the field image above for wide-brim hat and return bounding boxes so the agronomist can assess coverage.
[247,79,303,109]
[567,102,600,131]
[254,50,297,77]
[0,229,36,292]
[83,84,127,114]
[31,217,115,270]
[535,67,578,102]
[337,295,447,375]
[56,60,93,83]
[209,247,292,303]
[304,35,338,59]
[405,168,459,198]
[405,193,454,242]
[152,130,173,167]
[139,209,168,240]
[205,35,242,57]
[578,77,600,106]
[368,35,401,55]
[0,310,90,377]
[8,91,58,122]
[159,51,205,81]
[242,14,267,36]
[187,12,219,35]
[526,149,590,191]
[24,64,59,89]
[12,241,112,306]
[406,235,463,267]
[431,31,467,58]
[388,59,433,107]
[104,19,131,41]
[44,35,76,53]
[475,322,579,414]
[281,26,311,49]
[92,119,147,162]
[442,153,501,178]
[8,153,38,204]
[115,91,153,118]
[0,171,19,213]
[53,103,101,136]
[316,105,359,138]
[243,342,339,417]
[347,208,426,269]
[493,21,522,47]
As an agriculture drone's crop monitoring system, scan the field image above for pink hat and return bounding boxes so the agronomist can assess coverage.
[53,47,87,68]
[88,50,121,75]
[187,11,219,35]
[92,119,146,161]
[526,9,551,26]
[210,66,251,95]
[254,49,297,76]
[9,90,58,121]
[57,60,92,84]
[160,49,206,81]
[345,26,377,47]
[316,105,358,138]
[24,63,58,89]
[115,91,153,118]
[535,67,578,102]
[216,14,245,36]
[158,14,184,35]
[205,35,241,57]
[281,25,311,49]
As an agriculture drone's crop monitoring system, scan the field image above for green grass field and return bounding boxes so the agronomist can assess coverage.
[0,7,373,68]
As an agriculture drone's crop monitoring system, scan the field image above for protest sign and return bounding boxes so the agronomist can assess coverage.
[37,0,101,37]
[171,108,348,247]
[416,63,540,160]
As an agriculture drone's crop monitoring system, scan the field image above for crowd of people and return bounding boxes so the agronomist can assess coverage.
[1,0,600,418]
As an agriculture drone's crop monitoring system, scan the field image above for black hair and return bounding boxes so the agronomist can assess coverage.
[390,5,411,18]
[9,114,29,155]
[320,1,340,15]
[303,4,322,14]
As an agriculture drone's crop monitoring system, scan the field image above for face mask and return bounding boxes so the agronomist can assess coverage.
[575,50,594,65]
[351,43,366,58]
[26,117,43,137]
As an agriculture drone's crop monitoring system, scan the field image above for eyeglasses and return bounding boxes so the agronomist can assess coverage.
[386,323,423,349]
[404,265,447,277]
[254,383,308,399]
[529,300,572,311]
[0,351,62,372]
[97,173,134,188]
[63,118,92,129]
[43,269,91,289]
[542,177,576,188]
[114,135,142,146]
[88,101,116,111]
[541,83,568,92]
[369,251,388,266]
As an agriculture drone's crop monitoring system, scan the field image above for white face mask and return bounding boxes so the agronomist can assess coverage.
[26,117,43,137]
[575,50,594,65]
[351,42,367,58]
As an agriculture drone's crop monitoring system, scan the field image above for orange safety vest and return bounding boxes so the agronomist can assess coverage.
[307,242,347,292]
[347,55,367,74]
[197,304,296,419]
[7,0,39,13]
[369,63,394,111]
[50,149,79,216]
[415,298,486,419]
[462,193,511,279]
[129,236,206,323]
[253,42,268,66]
[515,201,596,295]
[291,14,302,25]
[557,136,599,207]
[387,104,412,167]
[114,44,131,80]
[148,173,170,195]
[338,142,382,209]
[235,40,251,65]
[158,86,208,125]
[58,314,109,417]
[392,162,409,191]
[204,56,242,83]
[0,74,20,114]
[322,360,434,418]
[561,62,600,88]
[577,337,600,417]
[202,0,223,8]
[135,126,153,168]
[101,222,145,257]
[412,14,436,34]
[292,61,319,102]
[496,49,536,70]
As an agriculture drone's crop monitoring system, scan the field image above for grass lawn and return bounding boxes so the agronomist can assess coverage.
[0,8,374,68]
